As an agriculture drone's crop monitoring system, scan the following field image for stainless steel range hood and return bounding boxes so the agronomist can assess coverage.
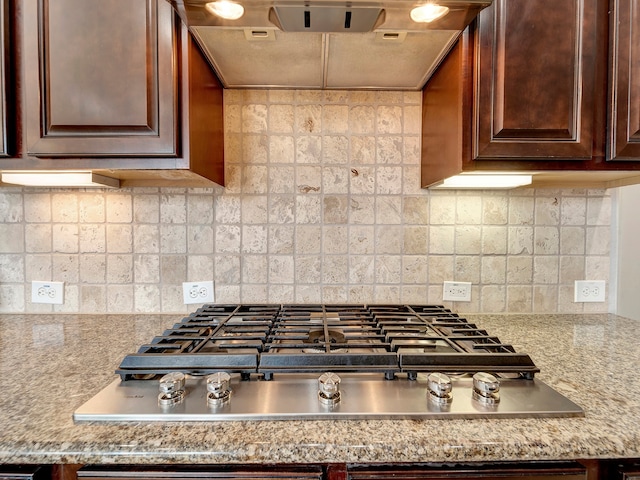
[167,0,492,90]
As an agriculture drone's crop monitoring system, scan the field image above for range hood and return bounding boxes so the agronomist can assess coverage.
[167,0,492,90]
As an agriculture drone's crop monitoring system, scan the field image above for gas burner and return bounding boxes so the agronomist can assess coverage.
[302,329,348,353]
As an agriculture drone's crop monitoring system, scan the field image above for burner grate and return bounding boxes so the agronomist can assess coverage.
[116,304,539,380]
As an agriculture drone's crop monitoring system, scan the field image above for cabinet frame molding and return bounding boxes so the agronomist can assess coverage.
[608,0,640,160]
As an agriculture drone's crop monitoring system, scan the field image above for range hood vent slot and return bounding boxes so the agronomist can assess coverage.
[271,5,385,32]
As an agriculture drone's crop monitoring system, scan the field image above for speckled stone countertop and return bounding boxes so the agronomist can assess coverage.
[1,312,639,465]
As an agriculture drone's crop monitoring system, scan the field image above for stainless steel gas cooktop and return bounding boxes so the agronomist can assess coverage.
[74,304,583,421]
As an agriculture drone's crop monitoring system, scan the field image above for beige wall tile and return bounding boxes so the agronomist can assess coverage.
[1,90,614,314]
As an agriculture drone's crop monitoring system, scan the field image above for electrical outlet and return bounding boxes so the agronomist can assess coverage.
[442,281,472,302]
[182,280,215,304]
[574,280,606,302]
[31,281,64,304]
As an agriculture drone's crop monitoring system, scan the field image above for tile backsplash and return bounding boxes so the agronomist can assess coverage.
[0,90,612,314]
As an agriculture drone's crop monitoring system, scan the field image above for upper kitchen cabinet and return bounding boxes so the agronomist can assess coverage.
[23,0,176,157]
[6,0,224,187]
[474,0,599,161]
[608,0,640,161]
[0,0,10,157]
[421,0,640,188]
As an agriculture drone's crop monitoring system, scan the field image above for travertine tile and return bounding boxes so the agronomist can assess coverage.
[0,284,25,312]
[52,224,78,253]
[482,196,508,224]
[107,224,133,253]
[187,225,214,254]
[107,254,133,284]
[0,255,24,282]
[323,105,349,133]
[322,256,348,284]
[242,104,267,133]
[24,193,51,222]
[187,255,214,281]
[26,224,52,253]
[402,256,428,284]
[323,226,349,254]
[481,256,506,284]
[456,196,482,224]
[403,226,428,254]
[106,284,134,313]
[269,104,294,134]
[106,194,132,223]
[376,106,402,134]
[52,194,78,222]
[134,255,160,283]
[52,255,79,283]
[560,196,586,225]
[1,89,615,314]
[242,255,268,283]
[25,255,51,282]
[243,135,269,164]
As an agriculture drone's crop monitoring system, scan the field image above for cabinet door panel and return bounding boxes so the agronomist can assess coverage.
[348,464,588,479]
[475,0,597,160]
[24,0,177,157]
[0,0,8,157]
[609,0,640,160]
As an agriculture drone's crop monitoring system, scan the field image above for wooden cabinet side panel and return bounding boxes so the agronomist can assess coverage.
[609,0,640,160]
[24,0,177,157]
[184,31,224,186]
[420,29,471,187]
[475,0,597,160]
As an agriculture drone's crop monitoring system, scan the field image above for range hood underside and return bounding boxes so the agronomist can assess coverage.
[193,28,461,90]
[170,0,491,90]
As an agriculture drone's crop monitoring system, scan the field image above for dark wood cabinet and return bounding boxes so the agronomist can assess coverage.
[76,465,324,480]
[0,0,10,157]
[474,0,599,161]
[608,0,640,160]
[347,462,592,480]
[0,466,49,480]
[1,0,225,187]
[23,0,176,157]
[421,0,640,188]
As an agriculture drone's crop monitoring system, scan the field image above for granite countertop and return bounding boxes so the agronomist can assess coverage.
[1,312,639,465]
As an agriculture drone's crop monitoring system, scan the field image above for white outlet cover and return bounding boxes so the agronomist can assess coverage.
[574,280,606,302]
[442,281,472,302]
[31,281,64,305]
[182,281,215,304]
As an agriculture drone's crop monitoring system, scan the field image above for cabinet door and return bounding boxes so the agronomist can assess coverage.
[348,463,589,480]
[0,0,9,157]
[23,0,177,157]
[77,465,324,480]
[608,0,640,160]
[0,466,48,480]
[474,0,599,160]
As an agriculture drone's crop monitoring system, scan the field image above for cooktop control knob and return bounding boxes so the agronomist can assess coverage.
[427,372,453,404]
[318,372,341,406]
[472,372,500,405]
[207,372,232,407]
[158,372,186,406]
